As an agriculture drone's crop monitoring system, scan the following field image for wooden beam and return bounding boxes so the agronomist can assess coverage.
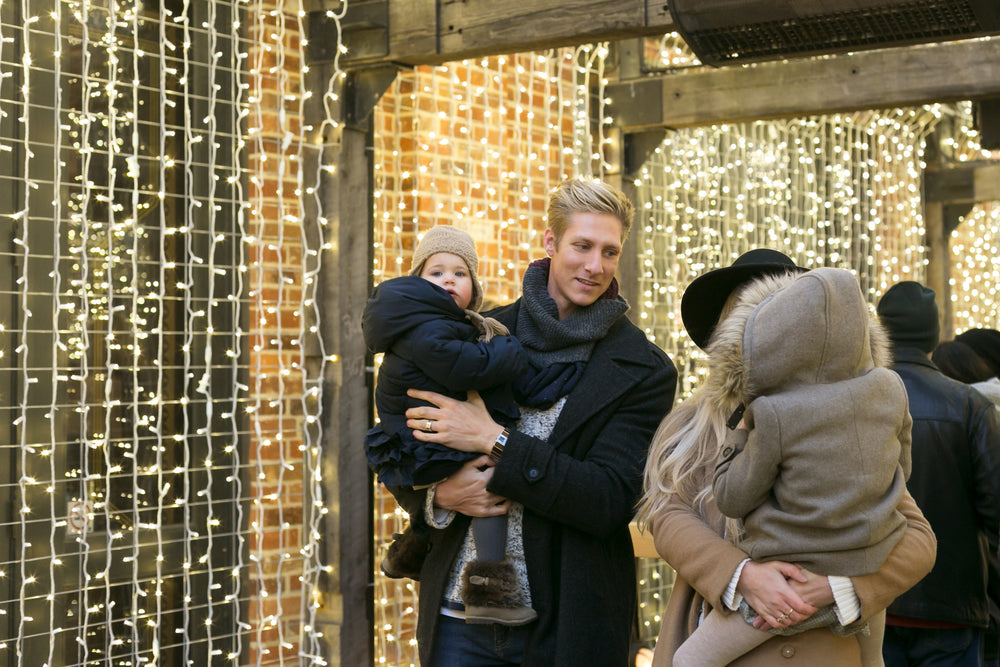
[924,161,1000,205]
[329,0,674,67]
[608,38,1000,130]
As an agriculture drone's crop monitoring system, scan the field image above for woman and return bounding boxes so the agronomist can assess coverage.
[638,250,937,665]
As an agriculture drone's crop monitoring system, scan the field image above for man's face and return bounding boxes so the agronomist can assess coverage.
[543,211,623,320]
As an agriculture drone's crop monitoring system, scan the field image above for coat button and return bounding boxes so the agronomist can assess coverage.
[722,447,733,457]
[781,645,795,659]
[528,469,539,479]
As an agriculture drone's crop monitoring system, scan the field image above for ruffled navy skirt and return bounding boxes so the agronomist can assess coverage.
[365,425,477,487]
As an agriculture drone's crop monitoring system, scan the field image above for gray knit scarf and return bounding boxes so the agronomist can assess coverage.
[512,258,628,407]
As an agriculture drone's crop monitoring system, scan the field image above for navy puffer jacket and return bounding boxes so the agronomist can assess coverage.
[363,275,525,486]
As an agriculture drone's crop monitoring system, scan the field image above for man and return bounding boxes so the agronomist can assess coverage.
[877,281,1000,666]
[392,178,678,665]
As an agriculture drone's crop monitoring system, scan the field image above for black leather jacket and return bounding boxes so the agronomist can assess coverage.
[887,347,1000,627]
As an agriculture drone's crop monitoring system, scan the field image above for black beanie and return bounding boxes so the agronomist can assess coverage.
[955,328,1000,376]
[876,281,940,353]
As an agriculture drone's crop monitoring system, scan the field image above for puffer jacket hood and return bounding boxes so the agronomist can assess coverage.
[705,268,891,406]
[363,275,466,354]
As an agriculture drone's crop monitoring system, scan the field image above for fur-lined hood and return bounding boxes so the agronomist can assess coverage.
[703,267,892,407]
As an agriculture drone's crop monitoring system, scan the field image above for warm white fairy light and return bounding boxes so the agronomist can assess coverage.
[949,204,1000,333]
[633,109,937,398]
[2,1,330,665]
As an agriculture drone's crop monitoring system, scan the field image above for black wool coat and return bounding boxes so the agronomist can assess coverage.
[394,298,677,666]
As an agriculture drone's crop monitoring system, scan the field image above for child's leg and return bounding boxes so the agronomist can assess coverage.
[471,515,507,562]
[674,608,771,667]
[464,515,536,626]
[858,610,886,667]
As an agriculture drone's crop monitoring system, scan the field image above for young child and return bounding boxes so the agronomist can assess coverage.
[674,267,912,667]
[362,225,536,626]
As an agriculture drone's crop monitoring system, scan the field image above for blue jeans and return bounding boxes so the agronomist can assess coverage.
[430,614,532,666]
[882,625,984,667]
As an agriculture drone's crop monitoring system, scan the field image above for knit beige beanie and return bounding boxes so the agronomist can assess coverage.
[409,225,483,310]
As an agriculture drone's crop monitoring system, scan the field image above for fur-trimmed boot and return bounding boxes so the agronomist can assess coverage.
[380,528,429,581]
[462,560,538,626]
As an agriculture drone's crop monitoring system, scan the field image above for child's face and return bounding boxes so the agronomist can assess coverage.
[420,252,474,310]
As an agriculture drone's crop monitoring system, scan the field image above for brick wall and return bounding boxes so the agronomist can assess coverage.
[247,4,307,664]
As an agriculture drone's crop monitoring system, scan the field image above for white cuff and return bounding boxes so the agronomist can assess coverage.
[424,484,456,529]
[829,575,860,625]
[723,558,751,610]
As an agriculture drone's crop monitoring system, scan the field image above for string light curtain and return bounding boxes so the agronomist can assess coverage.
[938,102,1000,335]
[371,46,606,666]
[949,203,1000,333]
[0,1,335,664]
[633,109,940,397]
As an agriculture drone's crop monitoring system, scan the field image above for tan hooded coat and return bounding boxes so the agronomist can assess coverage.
[650,269,936,666]
[711,267,911,576]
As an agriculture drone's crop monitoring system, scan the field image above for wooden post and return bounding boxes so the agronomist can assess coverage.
[922,128,951,338]
[303,51,397,667]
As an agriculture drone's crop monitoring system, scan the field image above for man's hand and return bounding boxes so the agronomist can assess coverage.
[434,456,508,517]
[406,389,501,455]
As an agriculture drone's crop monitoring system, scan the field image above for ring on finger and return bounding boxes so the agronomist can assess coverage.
[776,612,789,623]
[423,419,434,432]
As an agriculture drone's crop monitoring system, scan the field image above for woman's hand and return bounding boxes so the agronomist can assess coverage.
[738,560,818,630]
[405,389,502,455]
[434,456,508,517]
[787,567,835,608]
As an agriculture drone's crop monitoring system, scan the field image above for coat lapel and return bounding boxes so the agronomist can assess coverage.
[547,319,649,448]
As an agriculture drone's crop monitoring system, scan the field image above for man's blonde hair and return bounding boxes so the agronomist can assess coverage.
[547,178,634,244]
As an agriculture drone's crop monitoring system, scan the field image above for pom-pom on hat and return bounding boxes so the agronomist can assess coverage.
[409,225,483,311]
[681,248,807,349]
[955,328,1000,377]
[876,281,940,353]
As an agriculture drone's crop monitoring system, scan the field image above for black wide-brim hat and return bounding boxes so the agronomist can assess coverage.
[681,248,807,349]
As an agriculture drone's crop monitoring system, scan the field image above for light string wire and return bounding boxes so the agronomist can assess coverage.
[101,1,122,658]
[295,0,333,661]
[271,3,290,661]
[249,1,268,662]
[15,0,34,661]
[155,0,170,657]
[229,0,251,660]
[201,0,220,659]
[47,2,64,664]
[180,0,196,660]
[126,2,143,661]
[75,1,95,662]
[301,2,351,662]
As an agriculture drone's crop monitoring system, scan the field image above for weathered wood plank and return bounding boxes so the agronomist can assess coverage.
[340,0,674,66]
[387,0,438,63]
[925,162,1000,203]
[608,38,1000,130]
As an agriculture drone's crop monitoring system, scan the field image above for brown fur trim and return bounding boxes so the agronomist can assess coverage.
[462,560,525,608]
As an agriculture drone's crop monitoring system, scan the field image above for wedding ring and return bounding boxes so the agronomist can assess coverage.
[423,419,434,432]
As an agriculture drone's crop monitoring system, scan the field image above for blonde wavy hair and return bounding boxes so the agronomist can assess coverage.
[635,388,740,532]
[547,177,634,244]
[636,274,796,537]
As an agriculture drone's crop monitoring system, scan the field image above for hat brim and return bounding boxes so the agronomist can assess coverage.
[682,262,807,349]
